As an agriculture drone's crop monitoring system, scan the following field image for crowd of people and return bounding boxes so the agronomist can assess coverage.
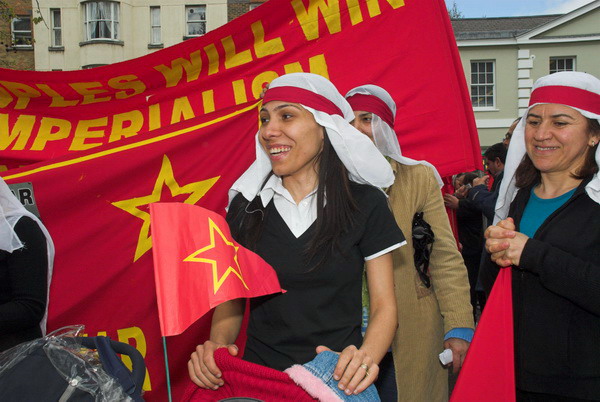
[2,69,599,402]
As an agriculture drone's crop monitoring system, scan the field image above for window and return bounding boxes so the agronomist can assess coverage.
[186,5,206,37]
[550,57,575,74]
[470,61,495,108]
[51,9,62,47]
[11,16,32,47]
[150,7,161,44]
[83,1,120,41]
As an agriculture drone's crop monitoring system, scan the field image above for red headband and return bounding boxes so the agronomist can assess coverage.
[529,85,600,115]
[346,93,395,127]
[262,86,344,117]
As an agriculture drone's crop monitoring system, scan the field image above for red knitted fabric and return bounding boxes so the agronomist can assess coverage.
[182,349,317,401]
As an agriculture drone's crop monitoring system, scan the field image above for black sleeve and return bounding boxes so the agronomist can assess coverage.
[0,216,48,332]
[358,188,405,258]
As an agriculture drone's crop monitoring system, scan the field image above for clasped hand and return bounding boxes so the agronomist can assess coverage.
[484,217,528,267]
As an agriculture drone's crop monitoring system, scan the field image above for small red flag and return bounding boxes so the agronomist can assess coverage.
[149,202,284,337]
[450,268,515,402]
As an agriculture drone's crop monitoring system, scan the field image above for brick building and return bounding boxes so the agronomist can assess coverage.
[0,0,35,70]
[227,0,266,22]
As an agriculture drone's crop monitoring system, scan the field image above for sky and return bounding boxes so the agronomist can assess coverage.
[444,0,596,18]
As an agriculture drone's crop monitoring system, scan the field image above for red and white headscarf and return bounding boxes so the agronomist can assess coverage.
[345,85,443,187]
[495,71,600,223]
[228,73,395,204]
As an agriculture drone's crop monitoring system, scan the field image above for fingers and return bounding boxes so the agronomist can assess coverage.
[335,346,375,395]
[316,345,333,354]
[497,217,516,231]
[484,225,516,240]
[187,342,225,390]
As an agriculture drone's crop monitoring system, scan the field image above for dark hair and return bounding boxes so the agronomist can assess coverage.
[230,129,358,267]
[483,142,507,165]
[515,117,600,188]
[461,172,479,186]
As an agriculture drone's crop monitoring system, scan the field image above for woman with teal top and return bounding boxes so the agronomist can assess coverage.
[482,71,600,401]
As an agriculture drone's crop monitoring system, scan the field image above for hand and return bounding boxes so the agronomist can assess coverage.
[188,341,239,389]
[454,185,469,199]
[473,175,489,187]
[443,194,459,210]
[484,218,528,267]
[259,83,270,99]
[316,345,378,396]
[443,338,470,374]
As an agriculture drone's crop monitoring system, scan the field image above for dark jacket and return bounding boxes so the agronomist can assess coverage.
[468,171,504,223]
[480,177,600,399]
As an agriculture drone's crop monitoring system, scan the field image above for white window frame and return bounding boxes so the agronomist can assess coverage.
[149,6,161,45]
[11,16,33,48]
[249,3,261,11]
[83,1,120,41]
[51,9,62,47]
[186,5,206,37]
[470,60,496,110]
[549,56,576,74]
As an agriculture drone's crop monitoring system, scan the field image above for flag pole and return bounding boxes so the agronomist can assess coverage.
[162,336,173,402]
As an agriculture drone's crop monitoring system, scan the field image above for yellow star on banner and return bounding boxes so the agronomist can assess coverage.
[112,154,219,262]
[184,217,249,294]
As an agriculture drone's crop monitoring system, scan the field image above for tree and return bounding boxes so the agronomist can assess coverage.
[447,1,464,19]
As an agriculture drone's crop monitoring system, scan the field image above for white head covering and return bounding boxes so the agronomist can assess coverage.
[228,73,395,204]
[0,178,55,334]
[495,71,600,223]
[345,85,444,187]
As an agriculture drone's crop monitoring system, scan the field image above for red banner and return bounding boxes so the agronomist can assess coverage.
[0,0,480,399]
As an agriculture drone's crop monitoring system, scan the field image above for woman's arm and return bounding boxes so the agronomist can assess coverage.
[327,252,397,396]
[188,298,244,389]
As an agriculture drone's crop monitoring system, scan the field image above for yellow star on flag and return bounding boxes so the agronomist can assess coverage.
[184,217,249,294]
[112,154,219,262]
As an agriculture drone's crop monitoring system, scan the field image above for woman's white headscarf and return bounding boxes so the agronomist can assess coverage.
[0,177,55,334]
[228,73,395,204]
[345,85,443,187]
[494,71,600,223]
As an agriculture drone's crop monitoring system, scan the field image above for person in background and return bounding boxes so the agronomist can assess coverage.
[444,172,485,321]
[346,84,474,402]
[502,117,521,148]
[189,73,405,396]
[483,71,600,401]
[0,178,54,352]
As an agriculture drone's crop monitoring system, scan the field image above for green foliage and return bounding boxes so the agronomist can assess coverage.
[447,1,464,19]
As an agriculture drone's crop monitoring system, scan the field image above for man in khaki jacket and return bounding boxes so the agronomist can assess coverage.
[347,85,474,401]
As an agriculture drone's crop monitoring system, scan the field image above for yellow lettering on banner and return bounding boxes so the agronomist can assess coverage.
[108,75,146,99]
[283,54,329,79]
[70,82,111,105]
[36,84,79,107]
[202,90,215,114]
[222,36,253,69]
[148,103,161,131]
[0,114,35,150]
[171,96,195,124]
[117,327,152,391]
[232,80,248,105]
[31,117,72,150]
[366,0,404,18]
[251,21,284,58]
[68,118,107,151]
[204,44,220,75]
[291,0,341,41]
[0,81,42,110]
[0,86,14,108]
[346,0,364,24]
[252,71,279,99]
[154,50,202,88]
[109,110,144,143]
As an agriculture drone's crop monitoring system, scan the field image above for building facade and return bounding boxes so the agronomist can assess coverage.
[0,0,35,70]
[452,0,600,147]
[32,0,228,71]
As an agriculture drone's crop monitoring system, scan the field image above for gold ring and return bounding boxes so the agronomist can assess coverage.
[365,369,370,377]
[360,363,368,370]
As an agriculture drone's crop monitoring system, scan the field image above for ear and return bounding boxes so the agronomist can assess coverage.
[590,134,600,147]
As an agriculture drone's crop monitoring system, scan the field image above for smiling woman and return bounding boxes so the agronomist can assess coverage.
[187,73,406,398]
[481,71,600,401]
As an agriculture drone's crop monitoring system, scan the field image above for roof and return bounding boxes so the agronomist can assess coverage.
[451,15,563,40]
